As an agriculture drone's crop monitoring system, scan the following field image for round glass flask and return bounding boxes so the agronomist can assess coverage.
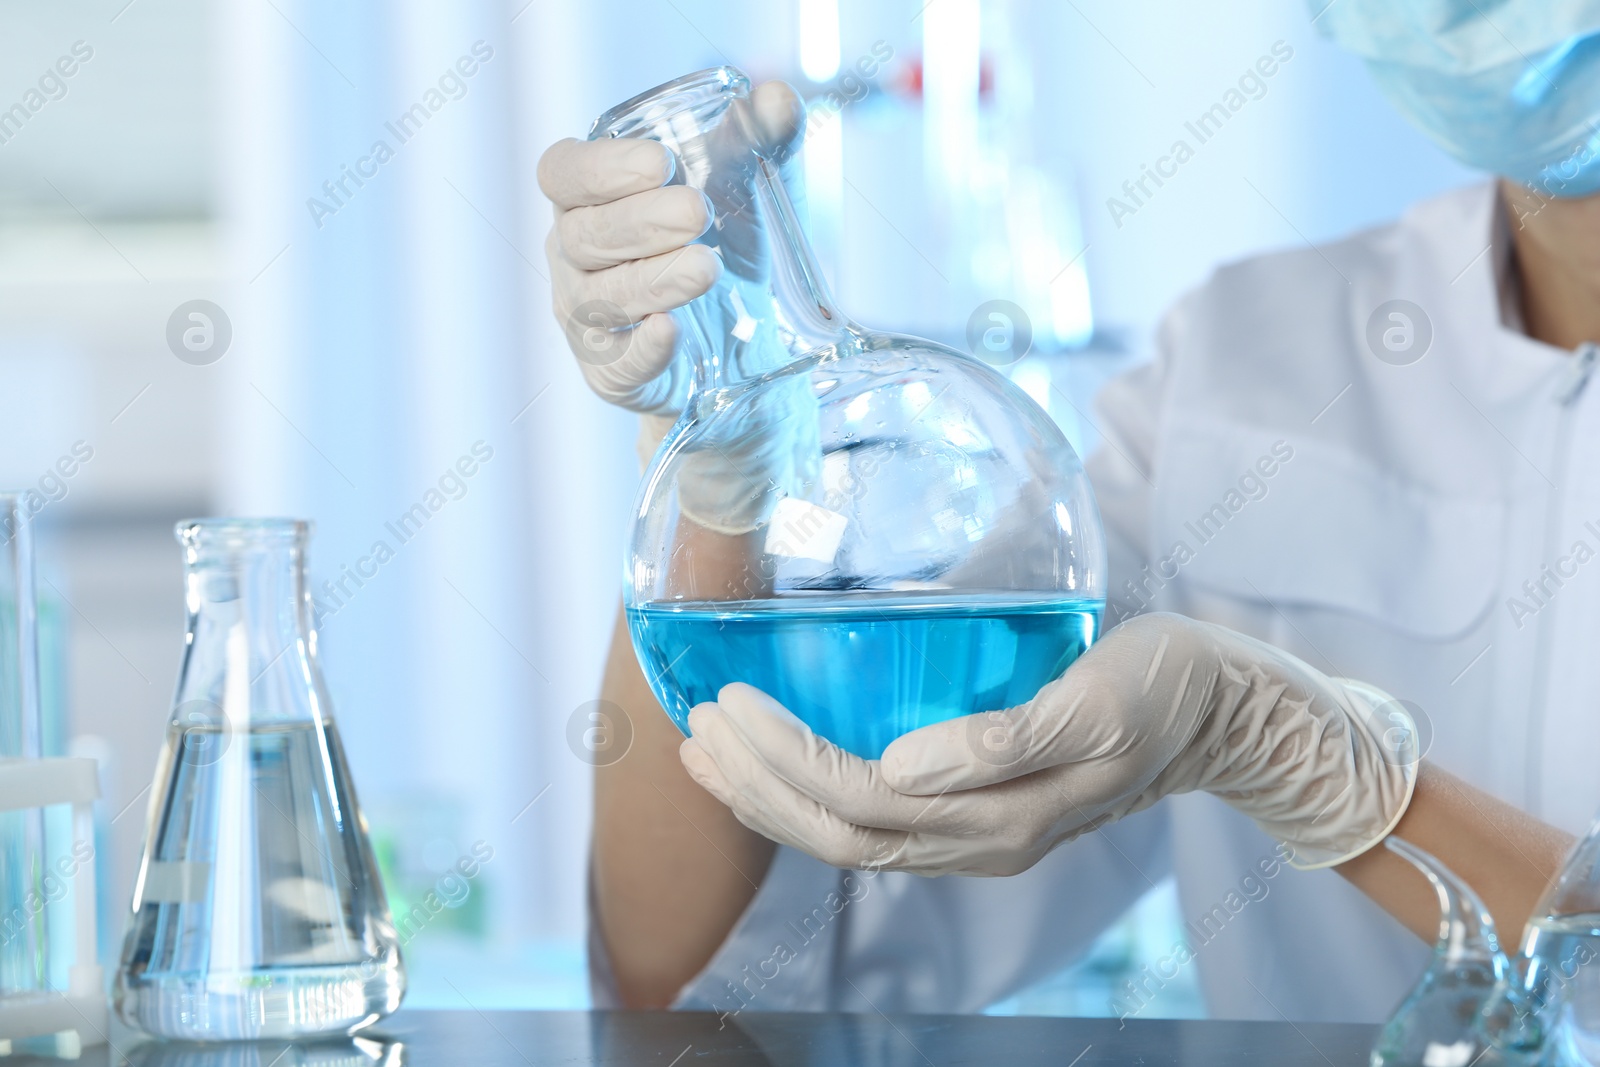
[610,68,1106,760]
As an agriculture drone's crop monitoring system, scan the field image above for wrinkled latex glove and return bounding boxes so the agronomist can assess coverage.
[539,132,710,418]
[680,612,1418,876]
[539,83,805,417]
[539,82,818,532]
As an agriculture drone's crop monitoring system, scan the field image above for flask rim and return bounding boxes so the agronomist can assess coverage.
[175,517,311,551]
[588,65,750,141]
[0,491,34,546]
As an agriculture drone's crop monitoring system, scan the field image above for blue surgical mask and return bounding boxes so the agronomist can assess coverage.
[1312,0,1600,198]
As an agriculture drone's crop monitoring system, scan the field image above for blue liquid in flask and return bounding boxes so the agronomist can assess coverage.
[629,593,1102,759]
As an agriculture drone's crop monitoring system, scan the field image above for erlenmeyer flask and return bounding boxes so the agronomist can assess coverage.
[1494,804,1600,1066]
[610,68,1105,760]
[115,519,403,1040]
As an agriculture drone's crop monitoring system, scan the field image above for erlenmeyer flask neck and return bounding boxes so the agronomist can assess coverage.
[590,66,851,399]
[176,518,323,722]
[1531,804,1600,921]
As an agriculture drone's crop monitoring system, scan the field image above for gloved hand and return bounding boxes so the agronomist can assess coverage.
[679,612,1418,876]
[539,82,818,533]
[538,131,713,420]
[538,80,807,433]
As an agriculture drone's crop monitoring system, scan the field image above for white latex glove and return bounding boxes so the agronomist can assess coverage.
[538,83,807,419]
[539,132,713,419]
[680,612,1418,876]
[539,83,819,532]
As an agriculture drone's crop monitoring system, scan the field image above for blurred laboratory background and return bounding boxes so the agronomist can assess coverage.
[0,0,1472,1015]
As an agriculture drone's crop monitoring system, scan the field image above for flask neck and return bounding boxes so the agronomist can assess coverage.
[751,151,847,346]
[1386,837,1508,968]
[1527,801,1600,923]
[686,158,850,399]
[176,519,325,724]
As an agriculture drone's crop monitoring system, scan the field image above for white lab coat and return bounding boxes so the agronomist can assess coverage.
[651,181,1600,1023]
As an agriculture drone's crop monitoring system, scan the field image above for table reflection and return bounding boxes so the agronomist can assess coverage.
[2,1009,1379,1066]
[118,1035,403,1067]
[589,1010,965,1066]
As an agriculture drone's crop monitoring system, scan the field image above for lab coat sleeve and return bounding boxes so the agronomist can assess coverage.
[672,807,1170,1015]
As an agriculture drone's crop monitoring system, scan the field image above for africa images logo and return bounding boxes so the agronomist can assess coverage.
[1105,41,1294,229]
[305,41,495,230]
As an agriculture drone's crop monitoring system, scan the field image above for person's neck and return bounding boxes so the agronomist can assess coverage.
[1502,179,1600,352]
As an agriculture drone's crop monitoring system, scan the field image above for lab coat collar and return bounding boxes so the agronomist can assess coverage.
[1404,182,1572,402]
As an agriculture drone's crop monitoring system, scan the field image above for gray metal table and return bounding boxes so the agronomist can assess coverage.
[21,1010,1380,1065]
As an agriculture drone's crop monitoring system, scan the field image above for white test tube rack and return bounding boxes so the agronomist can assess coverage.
[0,755,106,1055]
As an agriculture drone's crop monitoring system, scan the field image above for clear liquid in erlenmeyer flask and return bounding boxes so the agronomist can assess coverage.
[1520,913,1600,1066]
[119,718,401,1039]
[630,593,1101,759]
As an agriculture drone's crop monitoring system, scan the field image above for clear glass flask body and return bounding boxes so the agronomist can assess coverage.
[1376,809,1600,1067]
[609,68,1106,760]
[114,519,403,1040]
[1371,838,1538,1067]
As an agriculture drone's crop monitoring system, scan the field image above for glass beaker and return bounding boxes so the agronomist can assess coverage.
[115,519,403,1040]
[610,68,1106,759]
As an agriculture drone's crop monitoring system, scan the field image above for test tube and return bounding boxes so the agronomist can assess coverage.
[0,493,47,996]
